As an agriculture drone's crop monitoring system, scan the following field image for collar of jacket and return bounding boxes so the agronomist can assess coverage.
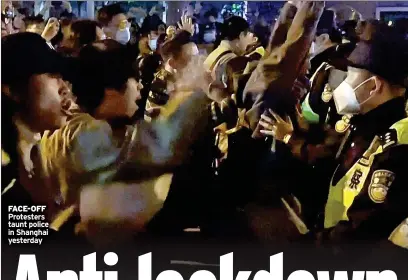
[219,40,238,54]
[352,97,407,134]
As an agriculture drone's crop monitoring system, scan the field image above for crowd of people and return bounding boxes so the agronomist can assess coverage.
[2,0,408,276]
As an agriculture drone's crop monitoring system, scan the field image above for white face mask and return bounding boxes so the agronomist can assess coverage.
[149,38,158,51]
[333,77,375,115]
[115,27,130,45]
[203,30,216,43]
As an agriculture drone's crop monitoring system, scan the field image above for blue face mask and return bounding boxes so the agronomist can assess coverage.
[149,38,158,51]
[115,27,130,45]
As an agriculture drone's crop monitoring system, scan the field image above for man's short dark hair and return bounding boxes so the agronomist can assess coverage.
[105,3,125,21]
[71,19,102,48]
[73,39,139,114]
[221,16,249,41]
[97,4,125,27]
[141,14,165,34]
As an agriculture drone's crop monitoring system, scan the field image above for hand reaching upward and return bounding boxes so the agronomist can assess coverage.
[177,15,195,35]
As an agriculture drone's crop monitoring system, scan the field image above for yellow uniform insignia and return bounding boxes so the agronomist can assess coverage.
[335,114,352,133]
[368,170,395,203]
[325,118,408,229]
[321,83,333,103]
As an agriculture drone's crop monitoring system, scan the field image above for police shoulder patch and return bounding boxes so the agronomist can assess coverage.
[368,169,396,203]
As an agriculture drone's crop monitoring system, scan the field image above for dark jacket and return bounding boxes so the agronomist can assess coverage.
[324,97,408,244]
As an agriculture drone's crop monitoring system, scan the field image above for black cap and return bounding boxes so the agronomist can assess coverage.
[2,32,68,86]
[347,23,408,86]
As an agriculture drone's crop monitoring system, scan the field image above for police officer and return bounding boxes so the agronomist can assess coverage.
[322,23,408,245]
[260,23,408,245]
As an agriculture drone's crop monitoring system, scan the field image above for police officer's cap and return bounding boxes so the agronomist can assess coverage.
[347,23,408,87]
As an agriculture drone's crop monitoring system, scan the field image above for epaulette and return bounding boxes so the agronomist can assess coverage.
[335,114,352,134]
[380,128,398,151]
[321,83,333,103]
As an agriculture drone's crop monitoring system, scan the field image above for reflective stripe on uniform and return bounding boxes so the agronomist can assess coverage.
[324,118,408,229]
[301,93,320,124]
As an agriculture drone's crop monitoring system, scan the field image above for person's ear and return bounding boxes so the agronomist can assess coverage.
[168,57,177,69]
[239,31,245,40]
[370,76,383,96]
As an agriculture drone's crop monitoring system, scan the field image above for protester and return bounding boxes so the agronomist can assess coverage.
[140,13,165,52]
[204,16,254,82]
[147,29,199,111]
[99,3,130,45]
[58,19,105,56]
[1,32,75,230]
[200,10,221,44]
[37,39,143,232]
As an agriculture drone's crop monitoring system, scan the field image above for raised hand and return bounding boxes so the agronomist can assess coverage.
[177,15,195,35]
[259,109,294,142]
[42,17,60,42]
